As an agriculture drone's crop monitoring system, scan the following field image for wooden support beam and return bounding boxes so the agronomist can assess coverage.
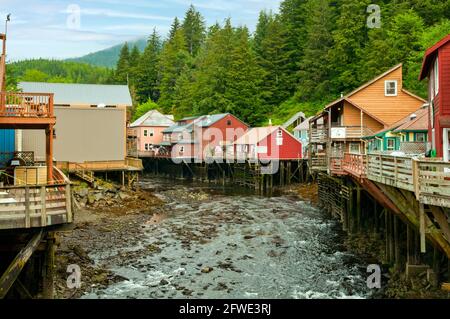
[429,206,450,245]
[419,203,426,253]
[0,230,44,299]
[42,232,55,299]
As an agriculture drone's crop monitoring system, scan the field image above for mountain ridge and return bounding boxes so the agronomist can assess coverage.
[66,38,147,68]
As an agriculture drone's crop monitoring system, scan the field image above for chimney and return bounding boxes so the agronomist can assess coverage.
[410,113,417,121]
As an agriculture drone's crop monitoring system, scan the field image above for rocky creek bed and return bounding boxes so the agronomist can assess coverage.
[54,177,448,299]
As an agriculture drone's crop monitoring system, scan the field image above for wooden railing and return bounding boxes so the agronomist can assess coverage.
[0,182,72,230]
[310,154,328,170]
[310,126,328,143]
[0,55,4,90]
[125,157,144,170]
[331,126,375,139]
[0,92,54,118]
[330,157,345,175]
[342,153,367,177]
[367,154,415,191]
[416,160,450,208]
[0,151,35,168]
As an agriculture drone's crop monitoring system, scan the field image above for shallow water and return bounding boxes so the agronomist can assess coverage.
[83,177,372,299]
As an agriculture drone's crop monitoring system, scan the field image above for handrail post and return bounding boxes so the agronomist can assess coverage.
[412,159,420,200]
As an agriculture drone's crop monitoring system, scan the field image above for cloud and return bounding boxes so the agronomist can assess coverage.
[61,7,173,21]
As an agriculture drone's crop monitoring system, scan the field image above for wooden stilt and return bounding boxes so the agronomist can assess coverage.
[42,232,55,299]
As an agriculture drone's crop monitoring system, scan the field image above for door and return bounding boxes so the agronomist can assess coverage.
[0,129,15,168]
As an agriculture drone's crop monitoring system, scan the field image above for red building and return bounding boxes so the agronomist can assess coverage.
[419,34,450,161]
[234,126,303,161]
[162,113,249,160]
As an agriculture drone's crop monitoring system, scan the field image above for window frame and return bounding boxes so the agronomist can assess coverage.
[386,138,396,151]
[385,80,398,97]
[415,132,426,143]
[144,129,148,137]
[349,143,361,154]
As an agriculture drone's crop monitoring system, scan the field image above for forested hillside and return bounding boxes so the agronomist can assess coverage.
[6,59,114,89]
[66,38,147,68]
[113,1,450,126]
[8,1,450,126]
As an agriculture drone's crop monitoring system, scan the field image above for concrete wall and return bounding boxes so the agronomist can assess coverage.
[22,107,126,163]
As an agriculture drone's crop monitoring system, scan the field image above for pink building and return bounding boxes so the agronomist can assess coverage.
[128,110,174,156]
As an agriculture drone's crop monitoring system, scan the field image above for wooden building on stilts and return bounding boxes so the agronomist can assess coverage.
[0,32,73,299]
[309,42,450,290]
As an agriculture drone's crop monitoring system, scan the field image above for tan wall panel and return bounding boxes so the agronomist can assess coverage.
[22,107,126,163]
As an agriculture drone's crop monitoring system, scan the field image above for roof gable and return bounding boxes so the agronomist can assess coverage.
[129,110,174,128]
[419,34,450,80]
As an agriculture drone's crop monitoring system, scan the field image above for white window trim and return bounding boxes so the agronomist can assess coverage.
[435,57,439,96]
[385,80,398,97]
[444,128,449,162]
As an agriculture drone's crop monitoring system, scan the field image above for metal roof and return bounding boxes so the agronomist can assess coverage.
[129,110,174,128]
[18,82,133,106]
[163,114,231,133]
[294,117,313,131]
[282,111,306,129]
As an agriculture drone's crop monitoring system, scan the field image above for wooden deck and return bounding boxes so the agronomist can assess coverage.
[0,168,72,231]
[57,158,143,172]
[0,92,55,129]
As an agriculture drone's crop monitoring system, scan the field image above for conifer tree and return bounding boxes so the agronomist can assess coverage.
[115,43,130,84]
[135,30,162,104]
[182,5,206,56]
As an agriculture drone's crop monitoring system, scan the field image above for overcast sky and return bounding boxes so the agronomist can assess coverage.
[0,0,281,61]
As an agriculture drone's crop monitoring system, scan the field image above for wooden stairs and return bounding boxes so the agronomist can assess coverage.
[72,163,95,185]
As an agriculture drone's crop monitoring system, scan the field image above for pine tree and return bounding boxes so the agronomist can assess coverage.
[158,29,191,114]
[329,0,371,94]
[254,12,291,108]
[115,43,130,84]
[297,0,335,102]
[169,17,181,40]
[182,5,206,56]
[135,30,162,104]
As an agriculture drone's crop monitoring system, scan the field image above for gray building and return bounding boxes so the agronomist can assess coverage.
[18,82,132,164]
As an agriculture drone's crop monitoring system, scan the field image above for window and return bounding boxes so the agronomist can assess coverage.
[349,143,361,154]
[386,138,396,151]
[415,133,426,142]
[434,57,439,96]
[385,80,398,96]
[144,130,148,137]
[178,133,183,141]
[149,130,154,137]
[180,146,185,153]
[277,129,283,137]
[227,120,232,126]
[145,144,149,151]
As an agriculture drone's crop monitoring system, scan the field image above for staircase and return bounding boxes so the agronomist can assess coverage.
[72,163,95,185]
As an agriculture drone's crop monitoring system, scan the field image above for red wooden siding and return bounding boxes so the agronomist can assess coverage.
[258,128,302,160]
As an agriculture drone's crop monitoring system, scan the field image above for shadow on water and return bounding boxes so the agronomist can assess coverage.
[83,175,374,299]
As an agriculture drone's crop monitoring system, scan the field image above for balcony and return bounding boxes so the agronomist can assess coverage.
[0,92,55,128]
[310,126,328,144]
[330,126,375,140]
